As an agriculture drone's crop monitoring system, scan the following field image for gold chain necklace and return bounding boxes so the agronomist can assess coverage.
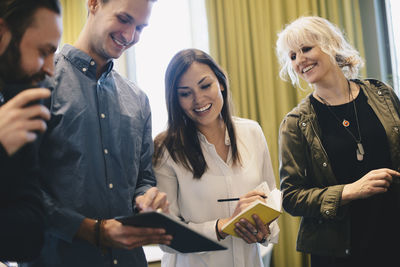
[316,80,365,161]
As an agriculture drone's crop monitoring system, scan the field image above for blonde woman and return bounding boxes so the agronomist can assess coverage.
[277,16,400,267]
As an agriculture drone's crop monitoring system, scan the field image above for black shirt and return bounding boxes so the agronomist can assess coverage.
[310,88,397,259]
[0,86,45,262]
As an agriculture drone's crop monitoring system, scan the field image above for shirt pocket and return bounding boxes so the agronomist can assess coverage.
[119,114,142,176]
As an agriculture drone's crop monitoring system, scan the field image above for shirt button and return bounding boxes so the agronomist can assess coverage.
[90,60,95,66]
[113,259,118,264]
[301,122,307,127]
[82,67,87,72]
[345,249,351,255]
[394,127,399,133]
[109,183,113,189]
[104,149,108,154]
[322,162,327,167]
[100,113,106,119]
[377,90,382,95]
[325,210,330,215]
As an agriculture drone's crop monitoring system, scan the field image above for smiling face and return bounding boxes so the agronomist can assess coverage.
[177,62,224,131]
[87,0,153,65]
[289,45,336,85]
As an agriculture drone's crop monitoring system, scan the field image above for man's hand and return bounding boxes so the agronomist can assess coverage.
[75,218,172,250]
[0,88,51,155]
[101,219,172,249]
[135,187,169,213]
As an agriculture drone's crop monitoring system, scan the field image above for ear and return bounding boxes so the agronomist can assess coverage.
[0,18,12,55]
[87,0,100,14]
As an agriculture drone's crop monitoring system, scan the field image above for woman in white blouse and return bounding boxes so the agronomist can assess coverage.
[152,48,279,267]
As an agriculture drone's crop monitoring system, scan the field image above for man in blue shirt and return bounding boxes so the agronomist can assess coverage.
[23,0,172,266]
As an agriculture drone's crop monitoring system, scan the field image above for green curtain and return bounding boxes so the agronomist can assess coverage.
[59,0,87,46]
[205,1,365,267]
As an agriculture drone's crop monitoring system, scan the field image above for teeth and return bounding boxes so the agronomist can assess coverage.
[302,64,315,73]
[195,104,211,112]
[112,36,126,46]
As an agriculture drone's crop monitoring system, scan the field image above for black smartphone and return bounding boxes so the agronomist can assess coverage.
[1,83,44,106]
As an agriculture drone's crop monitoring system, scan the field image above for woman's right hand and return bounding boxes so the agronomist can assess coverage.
[230,190,267,218]
[341,168,400,204]
[217,190,266,239]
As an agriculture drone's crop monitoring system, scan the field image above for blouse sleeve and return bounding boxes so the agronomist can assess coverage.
[154,150,221,254]
[257,123,280,245]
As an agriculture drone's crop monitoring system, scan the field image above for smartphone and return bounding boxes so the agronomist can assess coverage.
[1,83,44,106]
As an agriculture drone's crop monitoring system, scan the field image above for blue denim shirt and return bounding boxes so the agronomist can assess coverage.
[25,44,155,267]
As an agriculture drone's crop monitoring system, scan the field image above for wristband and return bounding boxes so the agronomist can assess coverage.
[215,219,225,241]
[94,219,101,247]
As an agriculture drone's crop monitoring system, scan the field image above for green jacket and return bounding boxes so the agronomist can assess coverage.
[279,79,400,257]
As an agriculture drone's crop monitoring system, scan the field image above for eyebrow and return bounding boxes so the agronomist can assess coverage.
[198,77,207,84]
[177,76,211,90]
[118,12,149,28]
[118,12,134,23]
[40,44,58,54]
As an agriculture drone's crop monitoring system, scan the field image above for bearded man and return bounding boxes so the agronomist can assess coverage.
[0,0,62,262]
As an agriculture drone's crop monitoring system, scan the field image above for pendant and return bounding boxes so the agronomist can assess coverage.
[356,142,365,161]
[342,119,350,127]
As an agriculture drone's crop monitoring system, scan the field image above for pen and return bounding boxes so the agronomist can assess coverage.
[217,198,240,202]
[217,195,267,202]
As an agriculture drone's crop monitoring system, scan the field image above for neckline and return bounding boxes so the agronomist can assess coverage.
[311,88,363,108]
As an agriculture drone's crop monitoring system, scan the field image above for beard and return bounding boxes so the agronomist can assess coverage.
[0,36,46,87]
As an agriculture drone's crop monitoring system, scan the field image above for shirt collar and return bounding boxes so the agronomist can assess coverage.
[197,127,231,146]
[60,44,114,80]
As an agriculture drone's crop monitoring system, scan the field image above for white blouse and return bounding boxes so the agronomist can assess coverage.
[154,117,280,267]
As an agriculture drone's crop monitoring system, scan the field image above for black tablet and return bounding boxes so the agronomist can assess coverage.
[116,212,227,253]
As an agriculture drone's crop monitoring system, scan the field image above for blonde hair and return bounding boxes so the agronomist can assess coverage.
[276,16,364,87]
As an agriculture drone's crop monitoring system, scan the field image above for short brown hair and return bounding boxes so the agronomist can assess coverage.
[0,0,61,43]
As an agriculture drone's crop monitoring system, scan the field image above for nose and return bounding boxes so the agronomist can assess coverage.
[122,26,136,45]
[132,30,140,45]
[42,54,55,77]
[192,89,204,104]
[296,52,306,65]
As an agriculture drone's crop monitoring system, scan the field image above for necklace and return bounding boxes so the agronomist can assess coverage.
[316,80,365,161]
